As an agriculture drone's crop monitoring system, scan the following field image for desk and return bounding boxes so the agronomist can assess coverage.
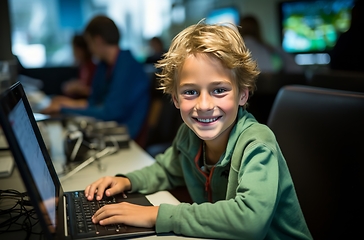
[0,121,199,239]
[61,141,181,207]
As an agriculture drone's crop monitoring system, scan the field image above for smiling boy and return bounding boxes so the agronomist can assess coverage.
[175,53,248,167]
[85,22,312,239]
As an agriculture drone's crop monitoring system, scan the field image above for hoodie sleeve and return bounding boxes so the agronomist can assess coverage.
[123,136,187,194]
[123,148,186,194]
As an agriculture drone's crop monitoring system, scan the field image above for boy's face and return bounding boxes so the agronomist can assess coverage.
[173,54,248,142]
[84,34,103,60]
[72,46,84,64]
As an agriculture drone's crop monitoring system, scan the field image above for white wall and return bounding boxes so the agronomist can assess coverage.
[182,0,283,47]
[236,0,282,47]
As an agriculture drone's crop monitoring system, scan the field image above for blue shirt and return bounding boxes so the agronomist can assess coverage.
[61,50,150,139]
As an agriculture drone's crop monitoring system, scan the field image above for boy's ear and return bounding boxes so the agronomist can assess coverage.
[172,94,180,109]
[239,88,249,106]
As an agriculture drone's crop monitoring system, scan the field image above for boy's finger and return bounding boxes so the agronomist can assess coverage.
[86,180,104,200]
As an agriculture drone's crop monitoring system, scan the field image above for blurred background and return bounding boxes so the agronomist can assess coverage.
[1,0,362,126]
[2,0,361,127]
[2,0,355,68]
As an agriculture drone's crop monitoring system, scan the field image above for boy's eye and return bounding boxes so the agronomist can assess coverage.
[183,90,198,95]
[213,88,226,94]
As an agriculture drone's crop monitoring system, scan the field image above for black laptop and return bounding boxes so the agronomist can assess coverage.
[0,82,155,239]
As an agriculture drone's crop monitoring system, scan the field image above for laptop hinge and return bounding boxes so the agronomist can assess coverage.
[63,196,69,237]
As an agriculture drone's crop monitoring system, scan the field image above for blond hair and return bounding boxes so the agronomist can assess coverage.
[156,21,260,101]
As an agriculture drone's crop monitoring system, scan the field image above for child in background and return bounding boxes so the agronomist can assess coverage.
[145,36,165,64]
[84,22,312,239]
[239,15,302,74]
[40,35,96,116]
[41,16,150,140]
[62,34,96,99]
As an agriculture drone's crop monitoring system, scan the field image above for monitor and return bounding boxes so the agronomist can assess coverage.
[206,7,240,25]
[279,0,355,54]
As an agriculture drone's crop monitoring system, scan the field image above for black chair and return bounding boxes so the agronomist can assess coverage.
[144,95,183,157]
[267,85,364,240]
[308,70,364,93]
[248,72,307,124]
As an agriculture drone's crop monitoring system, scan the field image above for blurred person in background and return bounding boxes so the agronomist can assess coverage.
[62,34,96,99]
[239,15,302,74]
[46,34,97,110]
[144,36,166,64]
[42,15,150,140]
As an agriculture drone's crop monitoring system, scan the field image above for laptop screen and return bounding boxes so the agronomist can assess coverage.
[0,82,60,236]
[1,82,157,239]
[9,98,57,228]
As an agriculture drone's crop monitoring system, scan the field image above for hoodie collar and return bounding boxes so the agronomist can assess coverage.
[218,107,257,166]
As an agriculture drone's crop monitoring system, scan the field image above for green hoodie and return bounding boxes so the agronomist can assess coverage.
[124,107,312,240]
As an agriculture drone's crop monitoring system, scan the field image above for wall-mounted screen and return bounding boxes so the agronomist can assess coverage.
[206,7,240,25]
[279,0,355,54]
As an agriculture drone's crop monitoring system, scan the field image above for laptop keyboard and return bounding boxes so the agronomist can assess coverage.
[72,191,126,235]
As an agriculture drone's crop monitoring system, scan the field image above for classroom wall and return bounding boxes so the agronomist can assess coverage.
[237,0,282,47]
[178,0,282,48]
[0,0,13,61]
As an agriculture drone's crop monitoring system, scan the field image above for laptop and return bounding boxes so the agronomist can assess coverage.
[0,82,156,239]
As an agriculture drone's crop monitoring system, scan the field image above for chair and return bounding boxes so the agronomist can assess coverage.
[308,70,364,93]
[248,72,307,124]
[144,95,183,157]
[267,85,364,240]
[136,66,183,153]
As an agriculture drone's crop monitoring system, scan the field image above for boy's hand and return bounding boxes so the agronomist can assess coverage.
[92,203,159,229]
[41,101,61,114]
[84,176,131,201]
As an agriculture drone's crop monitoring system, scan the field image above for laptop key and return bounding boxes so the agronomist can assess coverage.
[106,225,117,230]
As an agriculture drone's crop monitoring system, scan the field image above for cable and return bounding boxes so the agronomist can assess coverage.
[0,189,44,239]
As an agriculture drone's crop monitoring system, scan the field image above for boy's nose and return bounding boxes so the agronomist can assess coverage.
[196,91,214,111]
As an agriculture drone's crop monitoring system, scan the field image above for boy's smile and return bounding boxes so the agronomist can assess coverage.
[173,53,248,144]
[193,116,221,123]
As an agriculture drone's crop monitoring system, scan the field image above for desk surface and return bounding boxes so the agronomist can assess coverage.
[0,121,200,239]
[0,141,181,206]
[60,140,181,207]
